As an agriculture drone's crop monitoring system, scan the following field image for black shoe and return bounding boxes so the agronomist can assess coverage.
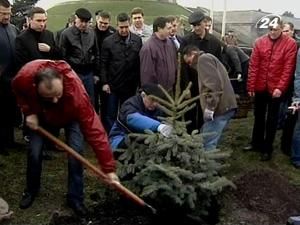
[260,153,272,161]
[67,201,88,217]
[19,192,36,209]
[293,163,300,169]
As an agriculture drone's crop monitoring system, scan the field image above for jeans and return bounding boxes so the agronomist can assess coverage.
[100,92,119,133]
[100,91,135,133]
[78,71,95,106]
[201,109,236,151]
[291,112,300,165]
[26,122,84,204]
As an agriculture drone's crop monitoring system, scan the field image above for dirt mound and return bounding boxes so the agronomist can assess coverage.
[233,169,300,224]
[49,194,204,225]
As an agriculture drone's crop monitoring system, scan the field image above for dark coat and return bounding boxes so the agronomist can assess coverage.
[100,32,142,94]
[0,23,18,84]
[223,45,249,75]
[0,23,19,127]
[181,32,223,61]
[94,26,116,53]
[59,26,100,75]
[15,28,60,70]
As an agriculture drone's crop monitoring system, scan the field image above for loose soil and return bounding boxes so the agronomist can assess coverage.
[49,168,300,225]
[222,169,300,225]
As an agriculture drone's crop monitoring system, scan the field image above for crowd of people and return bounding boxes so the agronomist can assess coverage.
[1,0,300,219]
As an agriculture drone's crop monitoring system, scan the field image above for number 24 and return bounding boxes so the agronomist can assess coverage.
[259,17,279,29]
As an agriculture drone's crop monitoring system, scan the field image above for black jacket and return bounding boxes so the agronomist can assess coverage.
[181,32,223,61]
[100,32,142,93]
[222,45,249,75]
[15,28,60,70]
[94,26,116,52]
[60,26,100,75]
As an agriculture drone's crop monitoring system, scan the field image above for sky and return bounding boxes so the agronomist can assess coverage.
[11,0,299,18]
[177,0,300,18]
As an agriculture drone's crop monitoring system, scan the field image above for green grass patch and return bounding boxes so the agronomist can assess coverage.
[46,0,190,32]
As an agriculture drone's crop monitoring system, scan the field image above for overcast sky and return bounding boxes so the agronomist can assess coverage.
[15,0,299,18]
[177,0,300,18]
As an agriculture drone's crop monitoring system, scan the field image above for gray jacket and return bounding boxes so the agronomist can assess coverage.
[194,52,237,116]
[129,24,152,44]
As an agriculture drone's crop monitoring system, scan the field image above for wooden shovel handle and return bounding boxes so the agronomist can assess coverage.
[36,126,148,208]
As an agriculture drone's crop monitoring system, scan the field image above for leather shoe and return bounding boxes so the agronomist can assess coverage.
[67,201,88,217]
[42,150,53,160]
[19,192,36,209]
[260,153,272,161]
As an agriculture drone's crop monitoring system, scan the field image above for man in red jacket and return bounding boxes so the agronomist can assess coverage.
[12,59,118,216]
[245,18,297,161]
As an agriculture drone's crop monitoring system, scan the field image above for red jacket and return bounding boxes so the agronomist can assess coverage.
[12,60,116,173]
[247,34,297,94]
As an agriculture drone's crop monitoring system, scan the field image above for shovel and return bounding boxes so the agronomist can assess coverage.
[36,126,156,214]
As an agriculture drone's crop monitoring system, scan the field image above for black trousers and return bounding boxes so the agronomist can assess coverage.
[281,113,298,155]
[251,91,281,154]
[0,87,17,152]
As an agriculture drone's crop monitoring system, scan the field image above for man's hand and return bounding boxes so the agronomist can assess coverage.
[203,108,214,121]
[94,76,99,84]
[237,73,243,82]
[26,114,39,130]
[105,172,120,184]
[289,101,300,114]
[157,124,173,137]
[38,43,51,52]
[272,88,282,98]
[248,92,255,97]
[102,84,111,94]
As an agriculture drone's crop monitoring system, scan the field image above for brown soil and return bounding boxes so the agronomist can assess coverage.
[226,169,300,225]
[49,169,300,225]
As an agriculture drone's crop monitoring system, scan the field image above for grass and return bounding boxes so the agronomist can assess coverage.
[1,112,300,224]
[46,0,190,32]
[0,137,106,225]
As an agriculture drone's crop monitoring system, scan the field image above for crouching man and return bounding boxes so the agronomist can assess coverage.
[12,59,118,217]
[109,83,172,150]
[182,45,237,150]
